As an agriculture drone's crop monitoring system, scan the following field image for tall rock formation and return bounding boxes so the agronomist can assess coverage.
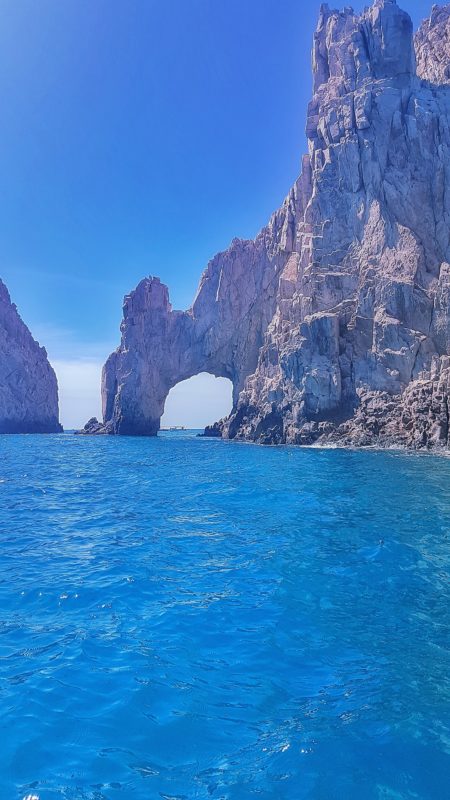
[0,279,62,433]
[90,0,450,450]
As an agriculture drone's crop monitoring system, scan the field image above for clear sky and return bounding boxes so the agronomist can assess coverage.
[0,0,434,428]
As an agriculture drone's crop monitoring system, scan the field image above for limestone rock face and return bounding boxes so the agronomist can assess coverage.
[97,1,450,450]
[0,279,62,433]
[415,4,450,84]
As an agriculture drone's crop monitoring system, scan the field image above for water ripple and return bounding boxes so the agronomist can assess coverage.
[0,432,449,798]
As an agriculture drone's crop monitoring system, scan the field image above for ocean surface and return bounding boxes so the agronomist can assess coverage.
[0,431,449,800]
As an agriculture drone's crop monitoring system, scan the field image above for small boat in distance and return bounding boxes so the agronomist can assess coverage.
[160,425,186,431]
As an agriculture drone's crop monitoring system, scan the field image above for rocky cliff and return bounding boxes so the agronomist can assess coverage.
[0,279,62,433]
[89,0,450,450]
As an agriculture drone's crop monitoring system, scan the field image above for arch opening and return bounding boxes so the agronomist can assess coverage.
[160,373,233,431]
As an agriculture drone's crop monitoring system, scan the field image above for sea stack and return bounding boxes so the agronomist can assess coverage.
[88,1,450,450]
[0,279,62,433]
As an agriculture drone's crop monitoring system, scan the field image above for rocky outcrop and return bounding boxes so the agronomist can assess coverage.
[92,1,450,450]
[201,419,225,438]
[415,3,450,84]
[0,279,62,433]
[94,237,288,434]
[76,417,104,435]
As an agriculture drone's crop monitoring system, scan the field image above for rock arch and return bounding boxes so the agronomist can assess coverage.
[99,223,297,435]
[161,372,233,429]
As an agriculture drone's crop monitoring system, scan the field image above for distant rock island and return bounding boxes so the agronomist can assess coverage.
[0,279,61,433]
[83,0,450,450]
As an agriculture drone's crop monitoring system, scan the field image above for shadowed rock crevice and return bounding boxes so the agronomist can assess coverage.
[84,0,450,450]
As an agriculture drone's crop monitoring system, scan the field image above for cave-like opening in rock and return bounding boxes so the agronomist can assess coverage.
[160,373,233,431]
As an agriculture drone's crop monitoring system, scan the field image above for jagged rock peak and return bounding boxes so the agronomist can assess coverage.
[123,276,172,319]
[415,3,450,83]
[0,278,62,433]
[312,0,414,94]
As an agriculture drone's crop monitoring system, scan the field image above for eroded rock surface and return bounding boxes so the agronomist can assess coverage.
[0,279,62,433]
[93,1,450,450]
[415,3,450,83]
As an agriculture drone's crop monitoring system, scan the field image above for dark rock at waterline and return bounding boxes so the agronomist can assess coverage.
[75,417,112,435]
[198,420,224,438]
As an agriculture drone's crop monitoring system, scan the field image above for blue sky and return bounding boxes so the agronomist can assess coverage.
[0,0,433,427]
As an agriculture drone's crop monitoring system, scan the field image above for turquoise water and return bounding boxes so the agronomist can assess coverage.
[0,431,449,799]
